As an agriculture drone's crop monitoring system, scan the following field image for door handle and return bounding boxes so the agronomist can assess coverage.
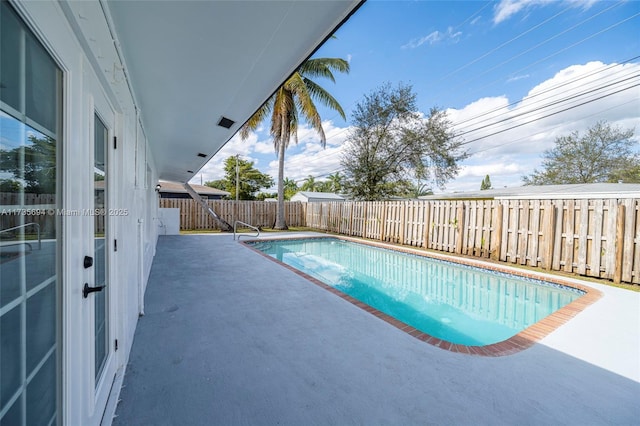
[83,283,105,298]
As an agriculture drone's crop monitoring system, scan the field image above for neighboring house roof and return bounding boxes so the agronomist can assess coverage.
[158,180,230,197]
[419,183,640,200]
[292,191,346,201]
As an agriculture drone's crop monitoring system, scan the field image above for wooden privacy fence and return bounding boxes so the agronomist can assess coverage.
[0,193,57,238]
[304,199,640,285]
[159,199,306,230]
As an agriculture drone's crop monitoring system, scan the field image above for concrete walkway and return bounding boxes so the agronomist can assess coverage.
[114,234,639,425]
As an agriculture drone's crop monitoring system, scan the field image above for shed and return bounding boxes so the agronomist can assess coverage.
[291,191,346,202]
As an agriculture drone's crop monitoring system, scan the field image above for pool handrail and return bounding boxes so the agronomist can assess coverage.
[0,222,41,249]
[233,221,260,240]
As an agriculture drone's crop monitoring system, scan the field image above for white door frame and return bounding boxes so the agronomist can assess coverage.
[82,66,119,425]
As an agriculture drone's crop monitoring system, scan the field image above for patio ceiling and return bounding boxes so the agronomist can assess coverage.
[105,0,362,183]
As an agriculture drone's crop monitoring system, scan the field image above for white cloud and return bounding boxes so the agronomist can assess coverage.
[442,60,640,192]
[493,0,599,24]
[193,132,261,183]
[195,120,353,187]
[254,141,275,154]
[439,161,527,193]
[457,162,524,179]
[402,27,462,49]
[507,74,530,83]
[269,120,353,182]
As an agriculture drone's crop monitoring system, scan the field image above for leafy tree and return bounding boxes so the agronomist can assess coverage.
[240,57,349,229]
[255,192,277,201]
[0,178,22,192]
[0,134,56,194]
[341,83,467,200]
[480,174,492,190]
[206,156,273,200]
[205,179,228,192]
[523,121,639,185]
[608,163,640,183]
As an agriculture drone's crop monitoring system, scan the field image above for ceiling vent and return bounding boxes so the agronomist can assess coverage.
[187,170,194,173]
[197,153,207,158]
[217,116,235,129]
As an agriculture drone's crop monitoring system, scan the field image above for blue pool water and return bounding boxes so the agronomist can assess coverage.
[249,238,583,346]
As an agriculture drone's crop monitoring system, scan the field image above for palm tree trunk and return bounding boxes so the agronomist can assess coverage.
[275,140,288,230]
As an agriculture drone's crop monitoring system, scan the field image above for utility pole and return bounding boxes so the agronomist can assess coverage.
[235,154,240,202]
[235,154,240,228]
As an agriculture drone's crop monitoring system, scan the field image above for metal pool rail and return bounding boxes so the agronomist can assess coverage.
[0,222,41,249]
[234,221,260,240]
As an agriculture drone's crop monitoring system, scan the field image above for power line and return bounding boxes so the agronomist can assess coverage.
[455,73,639,138]
[237,6,639,183]
[459,83,639,146]
[286,84,639,185]
[312,59,639,151]
[452,0,494,30]
[466,98,640,156]
[438,4,573,82]
[452,56,640,130]
[461,10,640,100]
[273,4,635,151]
[284,62,639,163]
[316,0,499,127]
[281,60,640,169]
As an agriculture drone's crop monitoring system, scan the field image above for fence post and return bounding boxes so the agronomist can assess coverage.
[349,202,354,236]
[423,201,431,249]
[190,199,197,230]
[543,202,556,270]
[380,203,387,242]
[400,202,406,245]
[613,203,625,284]
[455,201,464,254]
[492,203,503,261]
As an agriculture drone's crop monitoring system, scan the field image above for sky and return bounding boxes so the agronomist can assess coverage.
[196,0,640,194]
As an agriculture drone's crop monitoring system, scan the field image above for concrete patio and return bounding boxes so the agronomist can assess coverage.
[114,233,639,425]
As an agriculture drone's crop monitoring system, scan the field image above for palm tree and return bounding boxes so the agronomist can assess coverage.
[283,177,298,200]
[326,171,343,193]
[240,58,349,229]
[300,175,318,192]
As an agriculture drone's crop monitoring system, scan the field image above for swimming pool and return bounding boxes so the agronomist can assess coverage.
[247,237,598,353]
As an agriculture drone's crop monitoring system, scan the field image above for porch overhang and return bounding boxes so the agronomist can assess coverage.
[105,0,363,183]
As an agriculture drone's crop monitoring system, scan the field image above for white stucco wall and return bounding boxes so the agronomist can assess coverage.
[159,208,181,235]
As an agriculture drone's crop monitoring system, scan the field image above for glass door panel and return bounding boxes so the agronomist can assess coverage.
[94,114,108,382]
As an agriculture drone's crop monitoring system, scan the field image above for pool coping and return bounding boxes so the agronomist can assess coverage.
[241,235,602,357]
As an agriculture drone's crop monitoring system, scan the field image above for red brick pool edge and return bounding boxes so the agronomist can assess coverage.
[242,236,602,357]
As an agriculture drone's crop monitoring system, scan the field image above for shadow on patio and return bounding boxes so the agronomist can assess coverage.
[114,234,638,425]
